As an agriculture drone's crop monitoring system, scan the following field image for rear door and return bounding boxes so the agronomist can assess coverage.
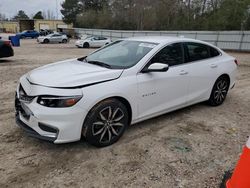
[50,34,62,43]
[183,42,220,104]
[90,37,99,47]
[137,43,190,119]
[99,37,109,46]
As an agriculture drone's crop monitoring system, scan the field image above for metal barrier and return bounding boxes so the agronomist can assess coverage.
[74,28,250,51]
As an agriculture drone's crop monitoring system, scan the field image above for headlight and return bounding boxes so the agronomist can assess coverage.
[37,95,82,108]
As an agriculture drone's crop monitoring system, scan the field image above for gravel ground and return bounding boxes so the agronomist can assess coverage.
[0,37,250,188]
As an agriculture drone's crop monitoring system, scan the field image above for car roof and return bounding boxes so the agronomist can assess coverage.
[125,36,207,45]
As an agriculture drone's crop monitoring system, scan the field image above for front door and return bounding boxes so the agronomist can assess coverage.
[137,43,190,119]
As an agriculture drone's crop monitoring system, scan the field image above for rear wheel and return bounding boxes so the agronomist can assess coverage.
[83,99,129,147]
[83,42,90,48]
[208,76,230,106]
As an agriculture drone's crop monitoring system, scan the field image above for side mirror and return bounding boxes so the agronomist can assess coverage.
[142,63,169,73]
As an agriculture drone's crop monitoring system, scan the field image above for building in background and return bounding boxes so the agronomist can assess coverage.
[0,19,72,33]
[0,21,19,33]
[20,19,73,32]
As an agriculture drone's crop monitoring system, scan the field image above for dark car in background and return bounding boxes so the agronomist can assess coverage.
[16,30,40,39]
[39,29,54,36]
[0,39,14,58]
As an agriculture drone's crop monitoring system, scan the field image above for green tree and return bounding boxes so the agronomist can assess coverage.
[33,11,44,19]
[61,0,82,26]
[13,10,29,20]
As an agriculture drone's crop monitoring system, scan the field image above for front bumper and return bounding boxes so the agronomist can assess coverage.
[75,42,83,47]
[15,94,59,142]
[15,112,57,142]
[15,79,87,144]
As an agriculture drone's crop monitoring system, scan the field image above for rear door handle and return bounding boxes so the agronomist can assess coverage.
[179,70,188,75]
[210,64,218,68]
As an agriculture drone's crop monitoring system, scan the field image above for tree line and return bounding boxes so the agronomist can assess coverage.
[61,0,250,30]
[0,10,56,21]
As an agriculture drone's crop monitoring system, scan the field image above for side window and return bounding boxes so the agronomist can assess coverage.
[185,43,210,62]
[151,43,183,66]
[210,47,220,57]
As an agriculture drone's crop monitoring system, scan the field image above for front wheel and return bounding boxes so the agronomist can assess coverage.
[208,76,230,106]
[62,39,67,43]
[83,99,129,147]
[83,42,90,48]
[43,39,49,43]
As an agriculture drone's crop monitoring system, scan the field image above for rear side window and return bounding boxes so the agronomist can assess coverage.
[185,43,210,62]
[151,43,183,66]
[210,47,220,57]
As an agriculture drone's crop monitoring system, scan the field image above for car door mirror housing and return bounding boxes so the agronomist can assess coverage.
[142,63,169,73]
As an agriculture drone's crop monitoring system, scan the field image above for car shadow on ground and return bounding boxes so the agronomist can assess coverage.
[0,59,14,63]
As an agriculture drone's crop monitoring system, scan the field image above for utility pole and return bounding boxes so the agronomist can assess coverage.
[56,0,58,19]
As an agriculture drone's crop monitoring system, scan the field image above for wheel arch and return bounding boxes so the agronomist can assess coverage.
[83,42,90,47]
[112,96,132,125]
[44,38,49,43]
[218,74,230,85]
[81,96,133,137]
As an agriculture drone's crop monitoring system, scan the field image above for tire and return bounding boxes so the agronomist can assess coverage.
[44,39,49,44]
[83,42,90,48]
[83,99,129,147]
[62,39,67,43]
[208,76,230,106]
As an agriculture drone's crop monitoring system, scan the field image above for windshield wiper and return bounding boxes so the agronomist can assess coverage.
[87,60,111,68]
[77,57,111,68]
[77,56,87,62]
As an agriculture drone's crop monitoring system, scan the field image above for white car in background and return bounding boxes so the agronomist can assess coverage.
[37,33,68,44]
[75,36,111,48]
[15,36,237,147]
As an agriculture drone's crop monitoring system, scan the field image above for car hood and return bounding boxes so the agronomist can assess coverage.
[27,58,123,88]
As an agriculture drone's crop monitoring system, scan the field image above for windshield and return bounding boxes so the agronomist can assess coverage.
[86,40,158,69]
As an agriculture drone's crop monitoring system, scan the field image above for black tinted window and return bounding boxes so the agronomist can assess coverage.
[210,47,220,57]
[185,43,210,62]
[99,37,107,40]
[151,43,183,66]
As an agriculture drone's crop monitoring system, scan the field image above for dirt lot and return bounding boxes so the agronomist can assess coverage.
[0,37,250,188]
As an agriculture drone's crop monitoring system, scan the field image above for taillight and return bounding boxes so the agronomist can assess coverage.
[234,59,239,66]
[4,41,11,46]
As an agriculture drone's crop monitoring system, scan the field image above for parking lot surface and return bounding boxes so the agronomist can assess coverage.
[0,38,250,188]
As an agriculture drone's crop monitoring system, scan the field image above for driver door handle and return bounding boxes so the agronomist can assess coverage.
[179,70,188,75]
[210,64,218,68]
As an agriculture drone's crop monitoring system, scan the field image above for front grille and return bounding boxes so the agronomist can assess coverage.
[15,94,32,120]
[19,85,35,103]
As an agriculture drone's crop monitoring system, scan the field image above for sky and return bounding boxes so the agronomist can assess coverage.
[0,0,65,19]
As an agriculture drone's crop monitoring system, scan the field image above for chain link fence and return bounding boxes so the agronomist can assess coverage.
[74,28,250,51]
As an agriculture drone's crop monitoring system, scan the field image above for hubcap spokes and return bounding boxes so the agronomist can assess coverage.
[214,80,228,103]
[92,106,125,143]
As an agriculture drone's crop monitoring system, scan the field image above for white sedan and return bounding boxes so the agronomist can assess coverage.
[15,36,237,147]
[37,33,68,44]
[75,36,111,48]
